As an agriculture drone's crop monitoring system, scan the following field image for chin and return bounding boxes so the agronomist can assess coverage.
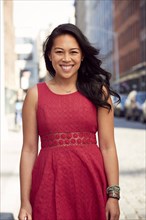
[61,72,77,79]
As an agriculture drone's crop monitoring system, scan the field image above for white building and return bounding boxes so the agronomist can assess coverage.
[15,32,39,90]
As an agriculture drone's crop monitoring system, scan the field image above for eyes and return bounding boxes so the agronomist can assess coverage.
[55,50,79,55]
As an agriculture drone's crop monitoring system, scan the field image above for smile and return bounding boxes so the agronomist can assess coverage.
[60,65,74,72]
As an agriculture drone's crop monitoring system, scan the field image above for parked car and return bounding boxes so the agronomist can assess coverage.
[139,100,146,123]
[124,91,146,120]
[114,94,127,117]
[133,93,146,121]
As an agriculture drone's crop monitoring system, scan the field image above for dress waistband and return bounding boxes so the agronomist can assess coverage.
[41,132,97,148]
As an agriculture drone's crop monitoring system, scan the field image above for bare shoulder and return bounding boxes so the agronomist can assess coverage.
[23,85,38,109]
[26,84,38,97]
[101,85,113,107]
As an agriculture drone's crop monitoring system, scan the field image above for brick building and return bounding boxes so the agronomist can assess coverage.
[113,0,146,92]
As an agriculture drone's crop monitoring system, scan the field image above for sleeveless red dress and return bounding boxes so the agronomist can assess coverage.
[30,82,107,220]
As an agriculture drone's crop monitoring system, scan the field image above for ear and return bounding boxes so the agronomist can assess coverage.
[48,54,52,61]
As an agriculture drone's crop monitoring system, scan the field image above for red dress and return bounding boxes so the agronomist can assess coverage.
[30,82,107,220]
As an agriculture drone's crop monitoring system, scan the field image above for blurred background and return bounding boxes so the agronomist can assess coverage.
[0,0,145,220]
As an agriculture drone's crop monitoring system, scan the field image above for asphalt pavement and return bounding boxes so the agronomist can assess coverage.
[0,118,145,220]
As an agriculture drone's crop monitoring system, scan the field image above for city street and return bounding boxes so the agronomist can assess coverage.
[1,118,145,220]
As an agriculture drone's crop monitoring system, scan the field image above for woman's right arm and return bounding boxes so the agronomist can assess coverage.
[18,85,38,220]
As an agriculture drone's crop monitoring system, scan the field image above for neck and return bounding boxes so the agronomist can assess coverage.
[53,75,77,87]
[52,75,77,93]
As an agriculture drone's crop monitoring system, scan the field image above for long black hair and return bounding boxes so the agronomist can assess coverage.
[43,23,120,111]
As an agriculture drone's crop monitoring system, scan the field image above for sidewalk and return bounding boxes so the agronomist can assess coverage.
[115,128,145,220]
[1,129,22,219]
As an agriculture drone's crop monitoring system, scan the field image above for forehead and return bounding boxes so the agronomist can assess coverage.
[53,34,80,48]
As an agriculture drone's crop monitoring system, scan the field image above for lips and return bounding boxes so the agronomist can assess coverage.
[60,65,74,72]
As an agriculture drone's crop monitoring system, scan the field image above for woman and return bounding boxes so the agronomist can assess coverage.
[18,23,120,220]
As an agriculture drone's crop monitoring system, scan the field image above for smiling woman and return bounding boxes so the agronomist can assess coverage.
[48,34,83,89]
[18,23,121,220]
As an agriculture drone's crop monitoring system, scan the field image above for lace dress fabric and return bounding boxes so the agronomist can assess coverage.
[30,82,107,220]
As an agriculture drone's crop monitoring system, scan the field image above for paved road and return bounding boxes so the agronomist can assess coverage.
[1,118,145,220]
[114,117,146,130]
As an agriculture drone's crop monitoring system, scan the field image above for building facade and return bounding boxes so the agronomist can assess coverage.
[36,28,52,82]
[75,0,146,93]
[113,0,146,92]
[15,35,39,91]
[140,0,146,63]
[75,0,115,81]
[75,0,87,34]
[90,0,114,76]
[3,0,17,115]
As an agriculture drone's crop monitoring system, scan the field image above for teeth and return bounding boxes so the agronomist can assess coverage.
[61,65,73,71]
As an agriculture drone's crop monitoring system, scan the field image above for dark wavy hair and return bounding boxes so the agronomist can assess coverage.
[43,23,120,111]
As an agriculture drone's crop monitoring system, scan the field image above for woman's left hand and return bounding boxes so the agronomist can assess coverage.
[105,198,120,220]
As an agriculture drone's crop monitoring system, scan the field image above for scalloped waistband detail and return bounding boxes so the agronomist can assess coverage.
[41,132,97,148]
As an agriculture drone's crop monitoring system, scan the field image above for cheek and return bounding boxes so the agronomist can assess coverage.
[51,56,58,64]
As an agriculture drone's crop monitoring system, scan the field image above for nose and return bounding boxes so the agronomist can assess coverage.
[62,53,71,62]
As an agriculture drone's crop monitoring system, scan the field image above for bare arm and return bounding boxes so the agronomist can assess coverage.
[97,90,120,220]
[97,96,119,186]
[18,85,38,219]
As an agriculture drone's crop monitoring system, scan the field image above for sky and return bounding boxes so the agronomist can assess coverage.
[13,0,75,36]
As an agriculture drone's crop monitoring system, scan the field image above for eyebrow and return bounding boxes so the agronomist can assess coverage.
[54,47,80,50]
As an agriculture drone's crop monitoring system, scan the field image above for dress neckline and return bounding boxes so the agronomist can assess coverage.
[44,82,79,96]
